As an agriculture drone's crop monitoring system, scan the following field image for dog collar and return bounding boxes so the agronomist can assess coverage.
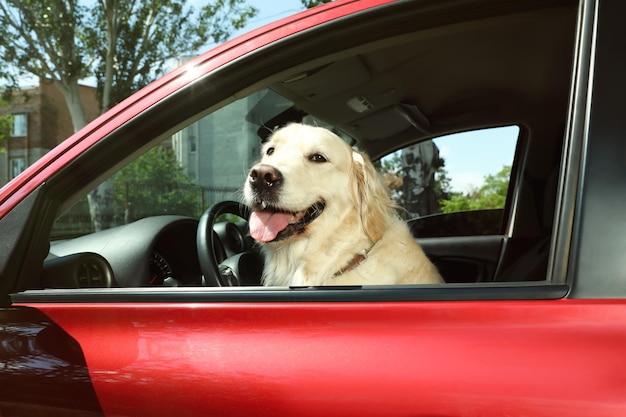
[331,246,372,279]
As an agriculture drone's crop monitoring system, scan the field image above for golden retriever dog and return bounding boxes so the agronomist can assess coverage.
[243,123,443,286]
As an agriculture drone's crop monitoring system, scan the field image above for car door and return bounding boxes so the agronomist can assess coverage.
[2,1,626,416]
[5,296,624,417]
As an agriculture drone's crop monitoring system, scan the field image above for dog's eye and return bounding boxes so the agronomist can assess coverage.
[309,153,327,163]
[266,147,275,156]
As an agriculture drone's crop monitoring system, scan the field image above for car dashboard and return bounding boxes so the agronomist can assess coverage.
[45,216,207,288]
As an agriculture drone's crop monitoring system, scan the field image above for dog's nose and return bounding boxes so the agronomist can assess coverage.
[249,164,282,189]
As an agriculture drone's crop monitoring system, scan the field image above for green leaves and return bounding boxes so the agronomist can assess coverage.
[301,0,332,8]
[440,165,511,213]
[113,147,199,221]
[200,0,258,43]
[0,0,259,112]
[0,0,89,82]
[1,0,259,230]
[89,0,259,110]
[0,98,12,153]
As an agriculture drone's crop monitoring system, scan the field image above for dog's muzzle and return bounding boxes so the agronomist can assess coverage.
[248,164,282,204]
[248,201,326,243]
[246,163,325,243]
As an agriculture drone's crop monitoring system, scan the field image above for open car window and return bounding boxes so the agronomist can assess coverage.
[382,126,519,238]
[52,109,518,240]
[39,0,578,293]
[48,93,530,288]
[51,89,293,238]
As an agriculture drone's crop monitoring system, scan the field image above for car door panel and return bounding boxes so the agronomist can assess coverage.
[0,307,105,416]
[14,299,626,417]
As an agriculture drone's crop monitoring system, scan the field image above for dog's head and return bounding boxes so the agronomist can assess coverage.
[244,123,395,244]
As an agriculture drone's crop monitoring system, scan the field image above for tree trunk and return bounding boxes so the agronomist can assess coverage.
[54,79,88,133]
[87,179,115,232]
[55,79,114,232]
[100,0,118,113]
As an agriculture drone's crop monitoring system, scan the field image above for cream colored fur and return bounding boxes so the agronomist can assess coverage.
[244,123,443,286]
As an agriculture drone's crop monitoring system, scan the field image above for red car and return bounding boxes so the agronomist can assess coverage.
[1,0,625,416]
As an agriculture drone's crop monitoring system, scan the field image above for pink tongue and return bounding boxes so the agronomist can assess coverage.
[249,211,292,242]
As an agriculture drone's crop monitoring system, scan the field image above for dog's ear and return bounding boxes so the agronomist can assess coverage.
[351,150,396,242]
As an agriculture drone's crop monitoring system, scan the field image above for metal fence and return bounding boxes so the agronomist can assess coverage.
[53,183,242,237]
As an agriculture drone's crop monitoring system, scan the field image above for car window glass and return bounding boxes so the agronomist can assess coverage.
[379,126,519,237]
[51,108,518,241]
[51,88,295,238]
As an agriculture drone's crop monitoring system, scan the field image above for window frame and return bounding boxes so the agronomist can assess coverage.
[11,113,27,137]
[9,157,27,179]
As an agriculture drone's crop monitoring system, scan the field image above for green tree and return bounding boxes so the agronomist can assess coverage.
[0,0,257,231]
[377,144,451,216]
[0,1,89,130]
[113,147,199,223]
[301,0,332,7]
[379,151,511,215]
[85,0,258,112]
[433,165,453,203]
[0,0,258,119]
[440,165,511,213]
[0,97,12,152]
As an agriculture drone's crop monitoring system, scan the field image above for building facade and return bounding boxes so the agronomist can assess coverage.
[171,89,273,205]
[0,79,99,186]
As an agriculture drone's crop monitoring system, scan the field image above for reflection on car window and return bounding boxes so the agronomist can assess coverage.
[52,95,518,241]
[52,89,295,238]
[378,126,518,237]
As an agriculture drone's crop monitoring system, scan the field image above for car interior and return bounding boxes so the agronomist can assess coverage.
[7,0,579,293]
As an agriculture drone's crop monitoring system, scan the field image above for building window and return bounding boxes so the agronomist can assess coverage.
[11,113,27,137]
[10,157,26,179]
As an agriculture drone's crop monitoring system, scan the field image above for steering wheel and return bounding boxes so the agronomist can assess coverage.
[197,200,262,286]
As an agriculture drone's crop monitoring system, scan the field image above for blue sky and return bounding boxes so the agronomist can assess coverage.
[433,126,517,192]
[231,0,305,37]
[191,0,306,48]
